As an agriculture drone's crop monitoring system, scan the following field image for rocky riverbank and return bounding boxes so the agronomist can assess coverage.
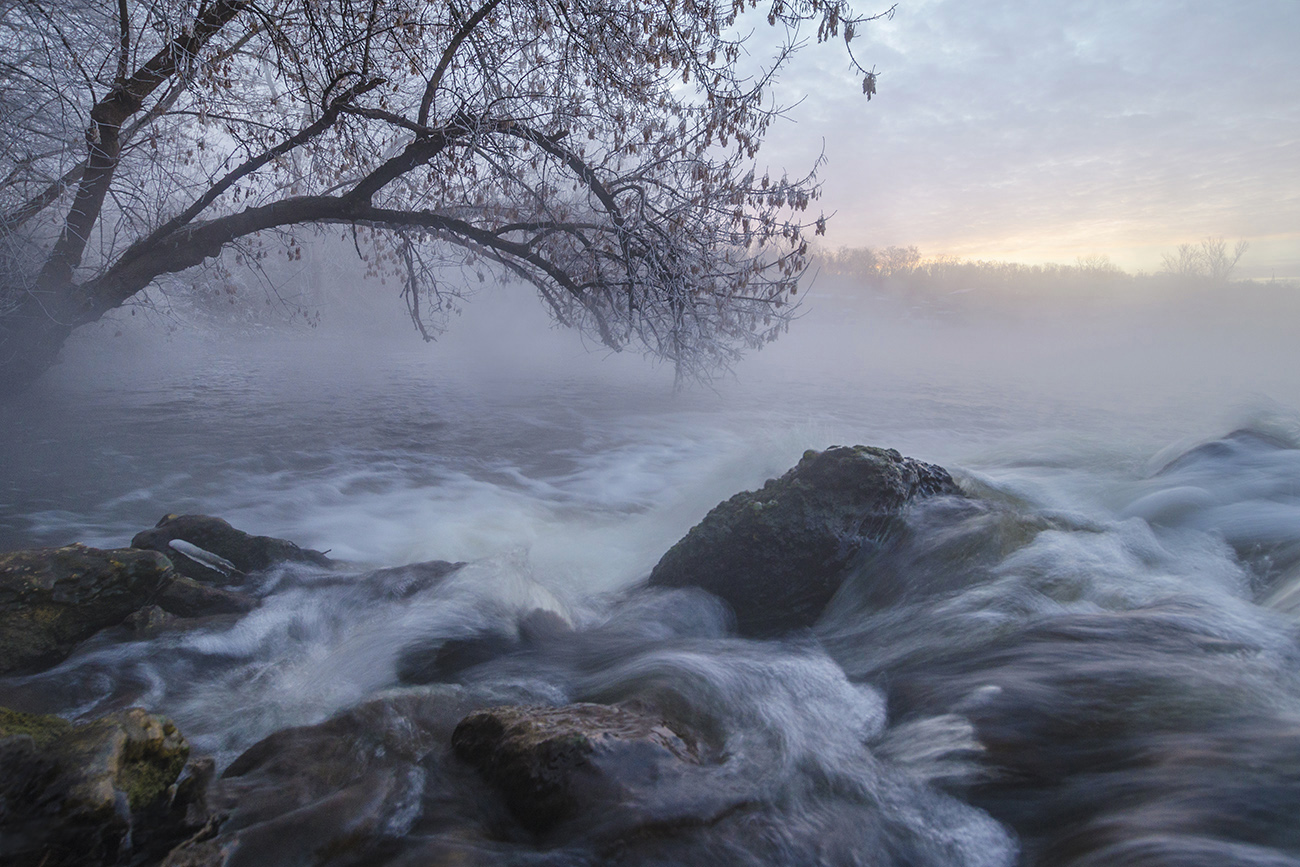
[6,435,1300,866]
[1,445,967,866]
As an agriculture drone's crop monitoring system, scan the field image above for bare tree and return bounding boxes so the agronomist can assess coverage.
[0,0,892,391]
[1160,237,1250,284]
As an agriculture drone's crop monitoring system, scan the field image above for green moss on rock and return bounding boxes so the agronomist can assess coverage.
[0,705,73,749]
[0,544,174,674]
[0,705,198,866]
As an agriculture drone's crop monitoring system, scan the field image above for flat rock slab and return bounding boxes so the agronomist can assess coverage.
[132,514,331,584]
[0,544,174,674]
[648,445,960,636]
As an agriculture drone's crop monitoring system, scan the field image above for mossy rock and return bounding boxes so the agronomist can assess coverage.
[0,706,73,749]
[0,544,174,674]
[0,706,200,867]
[648,445,960,636]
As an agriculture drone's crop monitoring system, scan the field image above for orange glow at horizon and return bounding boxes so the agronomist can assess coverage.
[821,227,1300,280]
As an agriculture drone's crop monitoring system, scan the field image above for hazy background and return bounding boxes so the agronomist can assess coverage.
[758,0,1300,277]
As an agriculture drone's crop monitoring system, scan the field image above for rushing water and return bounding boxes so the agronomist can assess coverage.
[3,290,1300,865]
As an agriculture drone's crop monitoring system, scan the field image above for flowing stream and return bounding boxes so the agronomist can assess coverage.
[3,289,1300,865]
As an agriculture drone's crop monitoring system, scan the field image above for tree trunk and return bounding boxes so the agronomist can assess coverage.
[0,289,77,395]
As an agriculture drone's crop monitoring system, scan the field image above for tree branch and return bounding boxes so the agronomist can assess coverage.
[128,74,382,258]
[36,0,252,289]
[417,0,506,127]
[116,0,131,85]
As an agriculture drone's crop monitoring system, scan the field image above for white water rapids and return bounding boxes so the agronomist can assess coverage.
[3,282,1300,865]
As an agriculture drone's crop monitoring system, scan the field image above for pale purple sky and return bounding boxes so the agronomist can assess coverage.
[760,0,1300,276]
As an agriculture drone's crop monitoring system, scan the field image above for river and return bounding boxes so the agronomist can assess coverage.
[2,284,1299,865]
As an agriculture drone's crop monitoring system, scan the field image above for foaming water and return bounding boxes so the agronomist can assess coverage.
[3,296,1300,864]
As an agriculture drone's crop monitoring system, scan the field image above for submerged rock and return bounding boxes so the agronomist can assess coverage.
[357,559,465,600]
[451,703,701,835]
[0,544,174,674]
[397,608,571,684]
[648,445,961,636]
[0,706,206,867]
[156,575,258,619]
[1154,427,1293,476]
[132,514,332,585]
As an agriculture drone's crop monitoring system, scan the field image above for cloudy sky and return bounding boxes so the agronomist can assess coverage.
[760,0,1300,276]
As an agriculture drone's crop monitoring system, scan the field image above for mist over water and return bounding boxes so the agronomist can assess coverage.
[4,276,1300,864]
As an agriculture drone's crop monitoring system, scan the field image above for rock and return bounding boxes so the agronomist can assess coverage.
[131,514,331,585]
[166,693,733,862]
[0,706,206,867]
[648,445,961,636]
[451,703,700,835]
[1154,427,1292,476]
[358,559,465,600]
[125,604,180,637]
[398,631,518,685]
[397,608,572,684]
[156,576,257,618]
[171,688,486,866]
[0,544,174,674]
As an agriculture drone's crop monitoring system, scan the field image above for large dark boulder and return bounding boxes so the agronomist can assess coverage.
[0,706,208,867]
[0,544,174,674]
[648,445,960,636]
[132,514,332,585]
[451,703,701,835]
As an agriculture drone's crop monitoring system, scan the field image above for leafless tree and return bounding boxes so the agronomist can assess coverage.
[1160,237,1250,284]
[0,0,892,390]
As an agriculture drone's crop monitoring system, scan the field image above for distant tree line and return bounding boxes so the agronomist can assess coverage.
[817,237,1258,305]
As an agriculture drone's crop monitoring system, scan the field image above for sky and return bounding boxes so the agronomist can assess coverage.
[759,0,1300,277]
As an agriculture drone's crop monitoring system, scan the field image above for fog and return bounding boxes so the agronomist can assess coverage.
[7,265,1300,866]
[6,259,1297,566]
[53,244,1300,411]
[7,0,1300,863]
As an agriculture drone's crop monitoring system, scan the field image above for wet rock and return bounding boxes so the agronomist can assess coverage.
[451,703,700,834]
[0,544,174,674]
[0,706,206,867]
[397,608,572,684]
[1154,427,1292,476]
[819,495,1055,628]
[156,575,257,618]
[132,514,331,585]
[359,559,464,600]
[648,445,961,636]
[125,604,180,637]
[171,687,488,866]
[398,631,518,685]
[160,691,761,863]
